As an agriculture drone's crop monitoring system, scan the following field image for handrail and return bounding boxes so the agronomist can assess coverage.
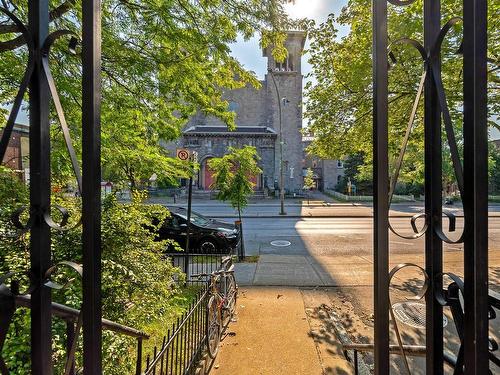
[15,294,149,339]
[343,343,426,356]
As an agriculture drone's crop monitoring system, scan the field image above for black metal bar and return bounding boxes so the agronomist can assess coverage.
[136,338,143,375]
[165,330,170,374]
[160,336,165,375]
[462,0,489,372]
[152,346,157,375]
[81,0,102,371]
[423,1,444,374]
[372,0,389,373]
[185,176,193,277]
[175,317,180,374]
[65,321,76,375]
[28,0,52,370]
[354,350,359,375]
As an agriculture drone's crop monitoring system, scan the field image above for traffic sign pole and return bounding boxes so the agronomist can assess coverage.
[185,175,192,276]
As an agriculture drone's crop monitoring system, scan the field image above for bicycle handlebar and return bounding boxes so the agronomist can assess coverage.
[190,269,234,279]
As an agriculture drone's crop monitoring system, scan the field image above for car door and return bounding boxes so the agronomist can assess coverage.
[160,214,187,250]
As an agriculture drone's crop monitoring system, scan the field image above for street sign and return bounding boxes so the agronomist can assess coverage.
[176,148,190,161]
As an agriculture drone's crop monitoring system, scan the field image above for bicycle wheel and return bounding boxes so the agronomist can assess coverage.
[222,273,237,326]
[207,295,221,358]
[226,273,237,315]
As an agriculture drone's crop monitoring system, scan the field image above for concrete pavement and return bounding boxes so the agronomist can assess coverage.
[233,252,500,288]
[209,287,354,375]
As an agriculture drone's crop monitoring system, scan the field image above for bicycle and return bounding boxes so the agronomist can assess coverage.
[191,256,238,358]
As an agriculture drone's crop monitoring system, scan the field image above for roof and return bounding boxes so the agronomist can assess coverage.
[183,125,277,137]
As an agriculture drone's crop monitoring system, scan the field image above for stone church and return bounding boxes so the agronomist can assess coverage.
[168,31,344,193]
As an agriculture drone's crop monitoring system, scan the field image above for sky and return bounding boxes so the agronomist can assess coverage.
[5,0,500,139]
[228,0,500,140]
[229,0,348,80]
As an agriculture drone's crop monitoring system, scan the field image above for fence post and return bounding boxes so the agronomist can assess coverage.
[135,338,143,375]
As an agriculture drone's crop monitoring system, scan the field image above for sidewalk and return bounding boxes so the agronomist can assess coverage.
[233,252,500,288]
[209,287,354,375]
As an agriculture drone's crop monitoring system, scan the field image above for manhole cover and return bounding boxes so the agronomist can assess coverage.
[392,302,448,329]
[270,240,291,247]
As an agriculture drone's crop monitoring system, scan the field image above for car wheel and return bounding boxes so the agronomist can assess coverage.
[199,238,218,254]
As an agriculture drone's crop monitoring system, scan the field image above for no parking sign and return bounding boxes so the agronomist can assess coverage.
[176,148,190,161]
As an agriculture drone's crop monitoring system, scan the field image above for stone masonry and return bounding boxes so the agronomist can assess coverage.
[166,31,343,192]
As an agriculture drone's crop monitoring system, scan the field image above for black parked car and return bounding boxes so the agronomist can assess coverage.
[155,207,240,254]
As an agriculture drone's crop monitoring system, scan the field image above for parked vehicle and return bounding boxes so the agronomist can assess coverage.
[155,207,240,254]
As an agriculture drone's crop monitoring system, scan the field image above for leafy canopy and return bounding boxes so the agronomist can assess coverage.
[304,0,499,186]
[0,0,298,186]
[208,145,262,217]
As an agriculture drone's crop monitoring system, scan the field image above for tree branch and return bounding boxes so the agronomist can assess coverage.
[0,0,76,52]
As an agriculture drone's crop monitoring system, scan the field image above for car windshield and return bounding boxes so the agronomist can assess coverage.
[176,211,210,227]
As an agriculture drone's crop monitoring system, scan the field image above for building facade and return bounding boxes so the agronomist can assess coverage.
[0,123,29,180]
[168,31,343,192]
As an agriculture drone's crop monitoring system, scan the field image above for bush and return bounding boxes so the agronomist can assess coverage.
[0,169,187,374]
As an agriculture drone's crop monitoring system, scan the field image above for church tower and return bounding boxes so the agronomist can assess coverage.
[263,31,306,192]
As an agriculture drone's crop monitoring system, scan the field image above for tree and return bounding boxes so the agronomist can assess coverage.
[208,146,262,259]
[0,0,300,187]
[209,146,262,220]
[303,167,315,204]
[304,1,499,186]
[490,144,500,195]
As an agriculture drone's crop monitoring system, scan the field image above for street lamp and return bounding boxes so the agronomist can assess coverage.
[268,68,287,215]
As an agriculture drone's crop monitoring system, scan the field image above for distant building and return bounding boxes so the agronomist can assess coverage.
[0,123,29,180]
[168,32,343,192]
[302,136,344,191]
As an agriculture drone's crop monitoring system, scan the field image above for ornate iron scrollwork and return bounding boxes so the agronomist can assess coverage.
[0,4,89,373]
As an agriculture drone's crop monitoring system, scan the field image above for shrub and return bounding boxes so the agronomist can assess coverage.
[0,169,185,374]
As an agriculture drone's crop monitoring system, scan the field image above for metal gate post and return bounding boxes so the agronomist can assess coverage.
[28,0,53,371]
[423,1,443,374]
[462,0,489,372]
[372,0,390,373]
[81,0,102,371]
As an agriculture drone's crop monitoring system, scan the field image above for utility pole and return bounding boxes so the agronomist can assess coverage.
[268,68,287,215]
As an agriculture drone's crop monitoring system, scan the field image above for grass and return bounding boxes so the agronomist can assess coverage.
[239,255,259,263]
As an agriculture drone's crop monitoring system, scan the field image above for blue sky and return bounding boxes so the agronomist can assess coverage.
[228,0,500,140]
[229,0,348,80]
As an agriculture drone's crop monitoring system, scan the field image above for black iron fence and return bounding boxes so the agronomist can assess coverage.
[141,285,209,375]
[167,253,225,282]
[0,288,149,375]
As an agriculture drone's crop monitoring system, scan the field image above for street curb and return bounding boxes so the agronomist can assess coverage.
[211,214,500,219]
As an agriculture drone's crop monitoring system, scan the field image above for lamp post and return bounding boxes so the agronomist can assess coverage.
[268,68,287,215]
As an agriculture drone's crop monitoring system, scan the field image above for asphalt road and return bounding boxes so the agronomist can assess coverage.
[232,216,500,257]
[167,201,500,218]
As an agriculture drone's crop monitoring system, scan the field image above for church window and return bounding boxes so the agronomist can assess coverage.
[185,138,200,147]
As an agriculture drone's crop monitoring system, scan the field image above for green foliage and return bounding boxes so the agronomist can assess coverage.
[303,167,315,191]
[208,146,262,219]
[305,0,499,187]
[490,145,500,195]
[0,0,296,187]
[0,170,190,374]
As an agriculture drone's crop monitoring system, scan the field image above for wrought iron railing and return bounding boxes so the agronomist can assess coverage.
[167,253,225,282]
[342,269,500,374]
[373,0,490,373]
[0,285,149,375]
[142,285,209,375]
